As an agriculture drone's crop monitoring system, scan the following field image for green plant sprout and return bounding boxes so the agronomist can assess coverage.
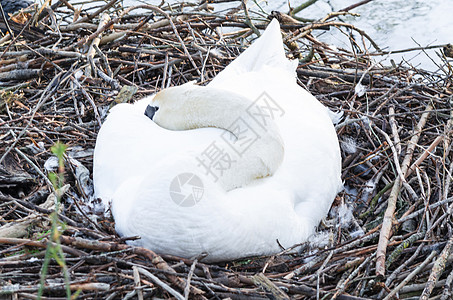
[37,142,78,300]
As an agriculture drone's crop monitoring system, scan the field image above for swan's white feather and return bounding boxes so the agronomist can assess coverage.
[93,19,342,262]
[209,19,298,85]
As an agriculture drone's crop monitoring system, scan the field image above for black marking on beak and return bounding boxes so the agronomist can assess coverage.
[145,105,159,120]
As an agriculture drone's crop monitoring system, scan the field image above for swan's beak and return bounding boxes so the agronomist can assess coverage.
[145,105,159,120]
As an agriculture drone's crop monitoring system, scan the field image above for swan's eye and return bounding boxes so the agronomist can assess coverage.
[144,105,159,120]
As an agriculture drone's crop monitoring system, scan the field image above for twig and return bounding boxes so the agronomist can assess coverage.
[184,258,198,300]
[290,0,318,16]
[0,72,65,165]
[340,0,373,12]
[137,267,185,300]
[14,148,54,192]
[333,253,375,299]
[420,235,453,299]
[441,266,453,300]
[132,266,144,300]
[252,273,289,300]
[376,104,433,278]
[382,250,437,300]
[241,0,260,36]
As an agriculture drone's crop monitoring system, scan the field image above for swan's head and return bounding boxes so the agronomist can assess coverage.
[146,83,207,130]
[145,83,284,143]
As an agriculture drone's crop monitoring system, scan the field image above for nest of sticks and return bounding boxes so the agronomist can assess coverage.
[0,0,452,299]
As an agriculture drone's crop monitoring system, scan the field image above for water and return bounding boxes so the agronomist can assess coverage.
[70,0,453,70]
[297,0,453,70]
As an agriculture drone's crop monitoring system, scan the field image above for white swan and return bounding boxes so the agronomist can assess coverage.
[93,19,342,262]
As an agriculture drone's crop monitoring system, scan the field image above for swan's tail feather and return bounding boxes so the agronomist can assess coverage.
[210,19,296,85]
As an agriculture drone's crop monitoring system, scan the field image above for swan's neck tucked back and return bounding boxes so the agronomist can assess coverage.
[150,84,284,191]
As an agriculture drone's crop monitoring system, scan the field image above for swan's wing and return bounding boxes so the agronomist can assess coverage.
[209,19,297,88]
